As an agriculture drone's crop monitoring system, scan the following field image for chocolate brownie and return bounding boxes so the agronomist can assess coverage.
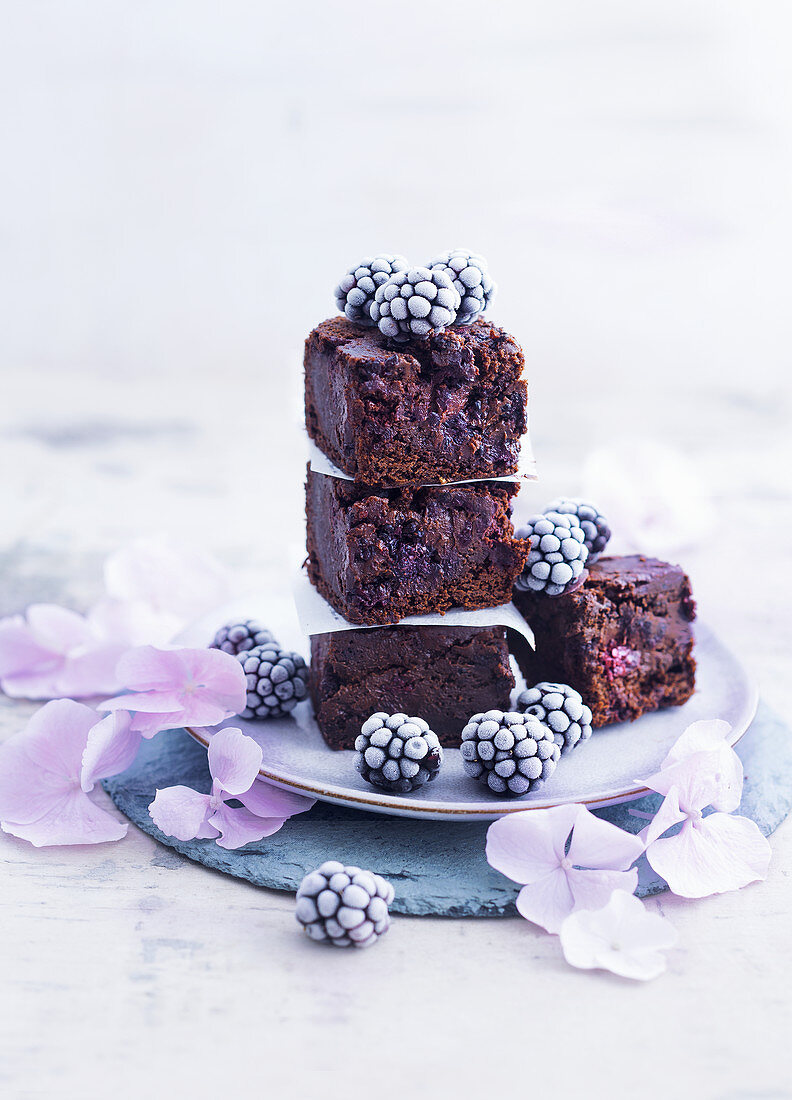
[305,316,527,485]
[306,467,529,625]
[310,626,515,749]
[512,555,696,727]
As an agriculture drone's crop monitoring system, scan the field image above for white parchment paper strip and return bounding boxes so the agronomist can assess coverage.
[292,568,535,648]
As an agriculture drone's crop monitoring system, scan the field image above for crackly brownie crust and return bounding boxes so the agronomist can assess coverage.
[310,626,515,749]
[305,316,527,485]
[306,467,529,625]
[512,555,696,727]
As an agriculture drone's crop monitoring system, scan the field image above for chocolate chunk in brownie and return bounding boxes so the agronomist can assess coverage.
[512,555,696,727]
[305,316,527,486]
[310,625,515,749]
[306,468,529,625]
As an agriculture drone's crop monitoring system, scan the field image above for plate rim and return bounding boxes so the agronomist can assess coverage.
[186,622,758,820]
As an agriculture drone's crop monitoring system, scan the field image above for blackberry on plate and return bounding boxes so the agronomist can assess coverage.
[334,254,408,326]
[426,248,496,325]
[544,498,611,562]
[236,644,309,719]
[515,511,589,596]
[370,267,461,341]
[354,712,443,793]
[295,861,394,948]
[460,709,561,796]
[515,682,593,752]
[210,619,277,656]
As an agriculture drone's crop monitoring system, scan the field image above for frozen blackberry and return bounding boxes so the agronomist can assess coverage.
[210,619,277,656]
[370,266,461,341]
[544,498,611,562]
[334,254,408,326]
[237,644,309,719]
[515,682,593,753]
[426,248,496,325]
[354,712,443,793]
[460,710,561,796]
[295,861,394,948]
[515,511,589,596]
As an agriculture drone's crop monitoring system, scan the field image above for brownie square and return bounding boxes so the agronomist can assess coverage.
[310,626,515,749]
[306,468,529,625]
[305,316,527,485]
[512,555,696,727]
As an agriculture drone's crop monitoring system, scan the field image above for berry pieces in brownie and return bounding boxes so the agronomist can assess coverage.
[512,555,696,727]
[310,626,515,749]
[306,468,529,625]
[304,316,527,486]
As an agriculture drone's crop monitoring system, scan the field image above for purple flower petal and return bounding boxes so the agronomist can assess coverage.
[2,787,128,847]
[567,806,644,871]
[0,734,71,824]
[207,727,262,796]
[148,785,213,841]
[644,747,743,816]
[486,805,581,885]
[208,803,288,850]
[560,890,677,981]
[646,812,771,898]
[237,779,316,819]
[81,712,142,792]
[0,615,59,678]
[515,871,576,932]
[104,536,230,622]
[21,699,99,776]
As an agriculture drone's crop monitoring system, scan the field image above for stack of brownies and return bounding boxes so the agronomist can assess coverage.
[303,315,532,749]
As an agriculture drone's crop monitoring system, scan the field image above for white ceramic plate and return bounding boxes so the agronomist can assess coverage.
[181,601,757,820]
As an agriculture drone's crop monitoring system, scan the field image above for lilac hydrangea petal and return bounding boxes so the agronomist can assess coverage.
[21,699,98,776]
[88,598,181,648]
[128,711,184,738]
[237,779,316,819]
[26,604,96,653]
[0,616,59,678]
[662,719,733,769]
[486,805,581,885]
[1,667,69,700]
[104,536,230,622]
[54,644,127,698]
[207,727,263,796]
[566,866,639,915]
[0,733,71,824]
[644,746,743,815]
[644,787,686,846]
[109,646,246,726]
[2,786,128,847]
[148,785,212,841]
[646,813,771,898]
[566,805,645,871]
[208,803,287,850]
[81,712,142,792]
[515,870,576,933]
[560,890,677,981]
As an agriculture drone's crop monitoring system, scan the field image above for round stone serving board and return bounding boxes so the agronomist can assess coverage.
[182,622,756,820]
[103,701,792,917]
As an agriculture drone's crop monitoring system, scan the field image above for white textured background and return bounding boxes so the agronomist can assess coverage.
[1,3,791,1098]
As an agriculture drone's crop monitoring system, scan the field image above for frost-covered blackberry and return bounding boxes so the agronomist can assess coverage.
[334,254,408,326]
[516,682,593,753]
[295,861,394,948]
[370,266,461,341]
[354,712,443,793]
[544,498,611,562]
[236,644,308,719]
[426,248,496,325]
[460,710,561,796]
[515,511,589,596]
[210,619,277,656]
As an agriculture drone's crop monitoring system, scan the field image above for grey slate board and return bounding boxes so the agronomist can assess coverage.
[104,701,792,917]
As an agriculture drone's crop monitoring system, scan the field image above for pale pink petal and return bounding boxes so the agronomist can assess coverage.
[207,727,263,796]
[646,813,771,898]
[81,712,142,792]
[1,786,128,846]
[645,747,743,814]
[100,689,193,714]
[0,616,59,677]
[644,787,686,846]
[567,806,645,871]
[560,890,677,981]
[663,719,733,768]
[1,666,69,700]
[237,779,316,819]
[114,646,190,691]
[515,870,576,933]
[567,866,640,913]
[148,785,212,841]
[0,734,71,824]
[21,699,98,776]
[88,598,181,648]
[26,604,96,653]
[208,803,287,849]
[55,644,127,697]
[486,804,581,885]
[128,711,184,738]
[104,536,230,621]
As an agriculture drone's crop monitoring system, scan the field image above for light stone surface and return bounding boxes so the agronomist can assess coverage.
[1,2,791,1098]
